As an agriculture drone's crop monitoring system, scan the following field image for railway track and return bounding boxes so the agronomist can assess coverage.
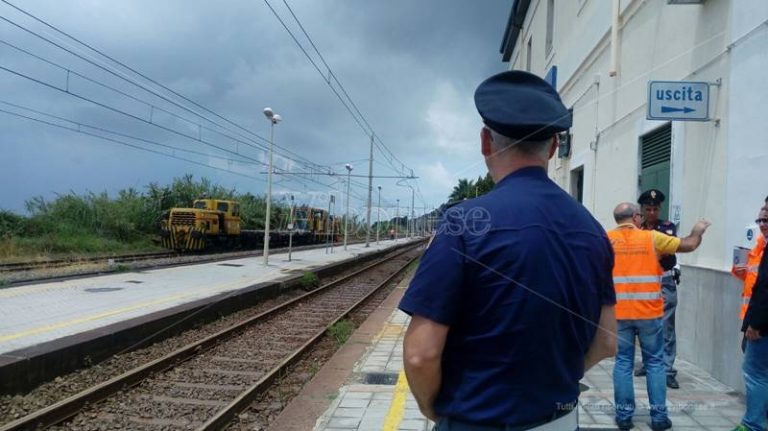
[0,252,177,274]
[0,244,421,431]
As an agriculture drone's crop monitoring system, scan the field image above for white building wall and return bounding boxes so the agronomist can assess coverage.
[726,0,768,257]
[507,0,768,390]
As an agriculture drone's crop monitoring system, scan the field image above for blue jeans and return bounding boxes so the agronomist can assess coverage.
[614,318,668,423]
[636,276,677,377]
[741,337,768,431]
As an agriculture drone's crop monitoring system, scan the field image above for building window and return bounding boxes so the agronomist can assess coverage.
[546,0,554,56]
[571,167,584,204]
[526,37,532,71]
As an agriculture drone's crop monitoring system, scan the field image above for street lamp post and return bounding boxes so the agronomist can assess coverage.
[326,194,334,254]
[262,107,281,265]
[376,186,381,245]
[409,187,415,238]
[344,164,353,251]
[395,199,399,241]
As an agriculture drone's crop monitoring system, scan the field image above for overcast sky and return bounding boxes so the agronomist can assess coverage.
[0,0,511,218]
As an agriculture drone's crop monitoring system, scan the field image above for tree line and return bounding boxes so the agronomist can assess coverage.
[0,174,419,258]
[447,173,494,202]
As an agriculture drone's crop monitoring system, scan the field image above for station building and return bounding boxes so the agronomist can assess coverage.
[500,0,768,391]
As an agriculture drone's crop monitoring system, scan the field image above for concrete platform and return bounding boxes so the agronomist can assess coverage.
[272,281,750,431]
[0,238,419,394]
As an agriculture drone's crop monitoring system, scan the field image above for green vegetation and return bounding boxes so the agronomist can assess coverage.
[448,173,494,201]
[299,271,320,291]
[0,175,286,260]
[327,319,355,346]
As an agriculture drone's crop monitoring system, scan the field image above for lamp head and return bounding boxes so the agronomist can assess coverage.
[271,114,282,124]
[345,164,353,172]
[378,185,381,191]
[263,107,274,119]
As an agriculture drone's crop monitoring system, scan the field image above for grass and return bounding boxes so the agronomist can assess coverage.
[0,234,162,262]
[299,271,320,291]
[327,320,355,346]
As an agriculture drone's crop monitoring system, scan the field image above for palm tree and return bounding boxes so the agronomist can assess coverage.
[449,178,475,201]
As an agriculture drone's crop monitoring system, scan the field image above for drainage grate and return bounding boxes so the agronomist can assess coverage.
[125,280,143,284]
[84,287,124,293]
[218,263,244,267]
[362,372,399,385]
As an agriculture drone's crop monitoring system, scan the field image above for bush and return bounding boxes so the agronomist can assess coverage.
[327,320,354,346]
[299,271,320,291]
[0,210,25,237]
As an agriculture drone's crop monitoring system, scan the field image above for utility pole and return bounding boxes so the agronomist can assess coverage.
[327,194,335,254]
[365,135,373,247]
[344,164,353,251]
[410,187,415,239]
[376,185,381,245]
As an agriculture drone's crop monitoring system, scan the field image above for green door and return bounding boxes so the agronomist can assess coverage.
[639,124,672,221]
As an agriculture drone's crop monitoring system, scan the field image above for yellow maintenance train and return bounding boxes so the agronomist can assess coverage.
[160,198,339,251]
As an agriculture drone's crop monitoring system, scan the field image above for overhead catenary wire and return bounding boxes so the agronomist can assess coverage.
[0,107,267,183]
[1,0,424,208]
[0,4,329,173]
[265,0,417,180]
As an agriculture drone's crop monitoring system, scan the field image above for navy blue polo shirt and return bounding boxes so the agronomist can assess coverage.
[399,167,615,426]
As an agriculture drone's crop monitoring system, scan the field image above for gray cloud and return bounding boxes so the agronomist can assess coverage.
[0,0,510,214]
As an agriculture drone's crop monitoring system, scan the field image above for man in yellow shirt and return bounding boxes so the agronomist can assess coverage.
[609,202,710,430]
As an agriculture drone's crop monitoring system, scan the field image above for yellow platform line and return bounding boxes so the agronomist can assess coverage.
[0,293,190,343]
[381,370,409,431]
[0,277,255,343]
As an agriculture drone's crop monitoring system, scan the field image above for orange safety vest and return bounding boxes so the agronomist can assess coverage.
[608,226,664,320]
[732,235,766,320]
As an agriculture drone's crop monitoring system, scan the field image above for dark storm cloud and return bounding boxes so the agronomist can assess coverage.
[0,0,510,214]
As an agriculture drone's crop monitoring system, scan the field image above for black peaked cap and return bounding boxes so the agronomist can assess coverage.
[474,70,572,141]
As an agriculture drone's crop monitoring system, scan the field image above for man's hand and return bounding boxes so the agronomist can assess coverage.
[692,219,711,236]
[746,325,762,341]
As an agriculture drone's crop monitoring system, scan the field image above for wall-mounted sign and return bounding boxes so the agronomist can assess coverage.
[647,81,709,121]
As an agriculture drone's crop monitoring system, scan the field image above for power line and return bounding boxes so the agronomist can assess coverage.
[0,1,413,205]
[0,64,348,196]
[0,106,266,183]
[0,99,261,165]
[280,0,375,136]
[264,0,417,178]
[0,3,328,172]
[0,38,310,167]
[261,0,372,138]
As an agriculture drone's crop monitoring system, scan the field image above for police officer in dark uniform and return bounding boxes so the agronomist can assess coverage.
[633,189,681,389]
[399,70,618,431]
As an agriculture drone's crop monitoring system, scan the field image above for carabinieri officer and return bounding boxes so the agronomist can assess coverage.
[399,70,618,431]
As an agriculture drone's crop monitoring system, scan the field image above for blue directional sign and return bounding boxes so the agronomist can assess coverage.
[647,81,709,121]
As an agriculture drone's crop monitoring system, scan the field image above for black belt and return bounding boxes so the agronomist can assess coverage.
[437,406,575,431]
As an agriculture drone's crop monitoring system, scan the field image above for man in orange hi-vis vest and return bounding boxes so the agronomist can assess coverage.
[731,205,768,431]
[609,202,710,431]
[732,207,768,321]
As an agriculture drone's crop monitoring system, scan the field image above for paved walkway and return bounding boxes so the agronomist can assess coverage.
[314,307,747,431]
